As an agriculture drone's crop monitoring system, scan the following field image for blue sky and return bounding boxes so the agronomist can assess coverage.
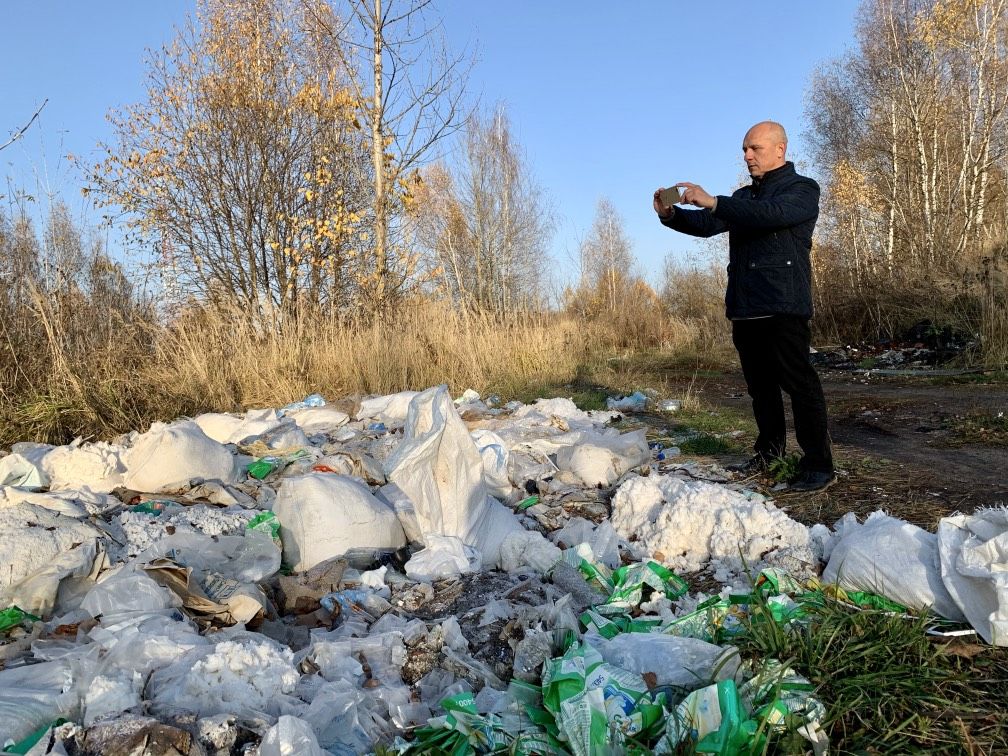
[1,1,859,287]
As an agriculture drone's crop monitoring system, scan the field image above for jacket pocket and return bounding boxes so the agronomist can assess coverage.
[743,258,796,311]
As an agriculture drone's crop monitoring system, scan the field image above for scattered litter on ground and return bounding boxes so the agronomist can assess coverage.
[0,385,1003,754]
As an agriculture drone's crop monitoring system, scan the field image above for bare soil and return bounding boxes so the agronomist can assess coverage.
[665,370,1008,530]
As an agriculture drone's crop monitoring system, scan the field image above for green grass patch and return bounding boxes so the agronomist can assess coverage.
[737,594,1008,753]
[671,406,756,437]
[679,433,735,455]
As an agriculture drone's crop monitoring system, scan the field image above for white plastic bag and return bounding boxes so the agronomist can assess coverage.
[273,473,405,572]
[823,511,966,620]
[260,715,327,756]
[404,535,479,581]
[585,633,740,688]
[938,509,1008,645]
[124,420,237,492]
[385,386,522,568]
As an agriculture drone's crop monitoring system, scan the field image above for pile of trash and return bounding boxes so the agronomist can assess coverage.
[0,385,1005,754]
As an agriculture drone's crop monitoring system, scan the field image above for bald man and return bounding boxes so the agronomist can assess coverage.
[653,121,835,492]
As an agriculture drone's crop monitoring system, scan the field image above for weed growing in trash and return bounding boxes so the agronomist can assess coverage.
[737,592,1008,753]
[767,454,802,485]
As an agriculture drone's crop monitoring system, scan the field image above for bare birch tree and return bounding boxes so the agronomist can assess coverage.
[306,0,470,310]
[410,107,553,313]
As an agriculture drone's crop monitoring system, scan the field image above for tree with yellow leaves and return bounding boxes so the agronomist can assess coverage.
[91,0,373,322]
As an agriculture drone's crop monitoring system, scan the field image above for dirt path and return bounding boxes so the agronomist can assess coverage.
[670,370,1008,528]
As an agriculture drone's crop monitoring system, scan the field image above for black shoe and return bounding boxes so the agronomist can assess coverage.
[788,470,837,492]
[727,455,770,475]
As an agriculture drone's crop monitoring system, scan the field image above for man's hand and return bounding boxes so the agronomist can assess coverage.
[653,188,674,218]
[675,182,716,210]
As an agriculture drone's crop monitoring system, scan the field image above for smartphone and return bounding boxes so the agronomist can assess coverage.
[658,186,681,206]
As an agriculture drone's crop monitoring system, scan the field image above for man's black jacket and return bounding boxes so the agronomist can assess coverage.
[660,161,818,319]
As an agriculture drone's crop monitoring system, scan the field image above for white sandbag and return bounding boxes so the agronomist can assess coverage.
[40,441,126,492]
[554,428,650,487]
[404,534,479,581]
[124,420,237,493]
[385,386,522,568]
[273,473,406,572]
[286,406,350,435]
[823,511,966,620]
[356,391,420,426]
[470,429,513,499]
[0,502,103,589]
[938,509,1008,645]
[0,452,49,490]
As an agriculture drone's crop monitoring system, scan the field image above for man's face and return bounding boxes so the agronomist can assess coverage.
[742,127,786,178]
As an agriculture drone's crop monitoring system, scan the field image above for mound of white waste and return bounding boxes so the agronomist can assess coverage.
[124,421,237,492]
[611,473,819,579]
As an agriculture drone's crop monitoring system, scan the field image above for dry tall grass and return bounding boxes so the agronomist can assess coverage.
[155,301,595,413]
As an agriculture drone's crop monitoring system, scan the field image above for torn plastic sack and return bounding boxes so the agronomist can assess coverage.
[273,473,405,572]
[824,511,966,621]
[123,420,238,493]
[597,560,689,616]
[81,568,181,621]
[286,406,350,435]
[385,386,522,569]
[540,641,665,756]
[938,508,1008,646]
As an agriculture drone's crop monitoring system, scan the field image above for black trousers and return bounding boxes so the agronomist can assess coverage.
[732,315,833,472]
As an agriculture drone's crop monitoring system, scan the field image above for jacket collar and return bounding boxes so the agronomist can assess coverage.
[752,161,794,188]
